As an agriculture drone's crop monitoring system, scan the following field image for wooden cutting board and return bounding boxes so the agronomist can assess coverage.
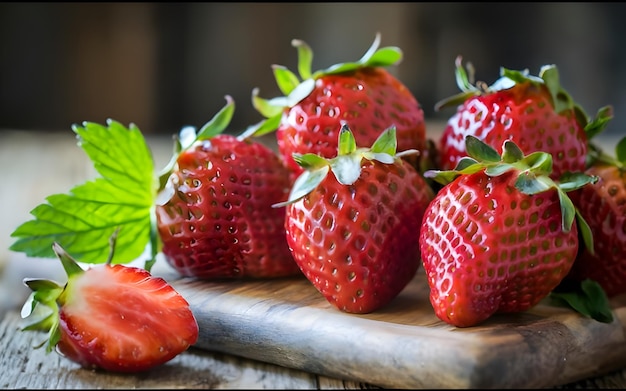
[154,261,626,389]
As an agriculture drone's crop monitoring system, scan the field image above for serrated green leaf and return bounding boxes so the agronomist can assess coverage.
[75,121,154,189]
[10,121,157,266]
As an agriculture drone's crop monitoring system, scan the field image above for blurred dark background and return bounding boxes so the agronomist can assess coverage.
[1,2,624,136]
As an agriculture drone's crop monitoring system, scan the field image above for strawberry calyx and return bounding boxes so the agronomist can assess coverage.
[587,134,626,171]
[245,33,403,138]
[20,231,121,352]
[273,123,418,207]
[157,95,235,195]
[21,243,85,353]
[424,135,597,251]
[434,56,613,138]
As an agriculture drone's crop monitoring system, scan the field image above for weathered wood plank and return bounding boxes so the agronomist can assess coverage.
[0,311,376,389]
[151,260,626,389]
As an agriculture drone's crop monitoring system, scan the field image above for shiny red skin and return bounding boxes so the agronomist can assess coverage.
[277,67,426,177]
[566,164,626,297]
[285,159,434,314]
[419,169,579,327]
[439,82,588,179]
[57,264,199,372]
[156,135,301,279]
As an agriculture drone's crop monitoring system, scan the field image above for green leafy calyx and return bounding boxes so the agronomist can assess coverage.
[158,95,235,189]
[10,119,158,270]
[20,242,88,353]
[434,56,611,138]
[273,124,414,207]
[423,136,597,249]
[249,33,402,138]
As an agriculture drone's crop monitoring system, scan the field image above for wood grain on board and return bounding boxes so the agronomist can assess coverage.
[152,262,626,389]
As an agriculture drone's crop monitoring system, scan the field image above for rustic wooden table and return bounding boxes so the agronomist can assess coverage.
[1,129,625,389]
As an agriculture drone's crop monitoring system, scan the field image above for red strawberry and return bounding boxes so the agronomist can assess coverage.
[419,135,597,327]
[248,33,427,179]
[21,240,198,373]
[435,56,612,180]
[565,135,626,297]
[155,96,300,279]
[279,124,434,313]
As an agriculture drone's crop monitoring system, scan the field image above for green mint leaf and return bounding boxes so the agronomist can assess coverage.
[10,120,157,265]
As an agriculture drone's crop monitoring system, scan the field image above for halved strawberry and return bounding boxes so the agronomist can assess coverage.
[21,239,199,373]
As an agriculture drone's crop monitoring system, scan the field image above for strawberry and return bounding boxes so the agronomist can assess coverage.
[564,135,626,297]
[419,135,598,327]
[20,239,199,373]
[435,56,613,180]
[278,124,434,314]
[248,33,427,179]
[155,96,300,279]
